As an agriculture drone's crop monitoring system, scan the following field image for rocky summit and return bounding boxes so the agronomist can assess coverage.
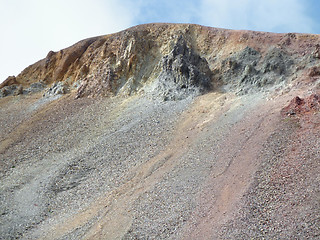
[0,23,320,239]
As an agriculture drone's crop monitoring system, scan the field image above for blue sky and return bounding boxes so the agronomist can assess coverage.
[0,0,320,83]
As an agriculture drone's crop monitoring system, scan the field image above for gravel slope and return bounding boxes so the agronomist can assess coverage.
[1,86,319,239]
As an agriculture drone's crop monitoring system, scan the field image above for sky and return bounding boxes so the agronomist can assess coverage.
[1,0,320,83]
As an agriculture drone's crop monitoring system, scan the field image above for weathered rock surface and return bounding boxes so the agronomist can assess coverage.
[1,23,320,99]
[281,93,320,116]
[0,23,320,240]
[43,82,69,97]
[144,36,212,100]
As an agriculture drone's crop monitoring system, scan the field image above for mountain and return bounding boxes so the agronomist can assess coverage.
[0,23,319,239]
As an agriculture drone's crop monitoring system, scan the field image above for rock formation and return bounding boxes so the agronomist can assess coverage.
[1,23,319,99]
[0,23,319,239]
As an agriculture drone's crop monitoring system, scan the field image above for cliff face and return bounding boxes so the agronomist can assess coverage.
[1,23,320,99]
[0,24,320,239]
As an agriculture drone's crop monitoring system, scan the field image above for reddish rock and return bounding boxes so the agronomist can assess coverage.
[281,93,320,116]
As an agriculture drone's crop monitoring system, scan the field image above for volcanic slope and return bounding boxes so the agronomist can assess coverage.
[0,23,319,239]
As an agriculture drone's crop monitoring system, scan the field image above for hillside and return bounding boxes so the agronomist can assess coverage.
[0,23,319,239]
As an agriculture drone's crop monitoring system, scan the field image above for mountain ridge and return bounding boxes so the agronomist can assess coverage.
[0,23,319,239]
[1,23,320,99]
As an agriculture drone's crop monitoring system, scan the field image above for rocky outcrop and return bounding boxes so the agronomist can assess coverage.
[0,76,18,89]
[43,82,69,97]
[219,46,295,94]
[1,23,320,100]
[0,81,45,97]
[281,93,320,116]
[144,36,212,100]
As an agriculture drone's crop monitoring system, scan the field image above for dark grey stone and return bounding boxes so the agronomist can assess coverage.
[151,36,212,101]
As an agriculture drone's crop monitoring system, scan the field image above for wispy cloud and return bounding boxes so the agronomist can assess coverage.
[0,0,136,81]
[199,0,315,33]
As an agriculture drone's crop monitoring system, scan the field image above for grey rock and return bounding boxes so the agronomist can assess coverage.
[0,85,18,98]
[147,36,212,101]
[261,47,294,75]
[0,82,45,98]
[220,46,261,90]
[44,82,69,97]
[26,82,46,93]
[220,46,294,94]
